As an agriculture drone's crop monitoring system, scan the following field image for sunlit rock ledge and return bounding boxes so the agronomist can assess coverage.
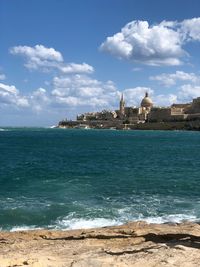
[1,221,200,266]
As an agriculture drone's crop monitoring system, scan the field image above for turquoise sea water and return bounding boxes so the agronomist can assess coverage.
[0,128,200,231]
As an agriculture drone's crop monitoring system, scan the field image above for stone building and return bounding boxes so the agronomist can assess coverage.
[148,97,200,122]
[119,93,125,117]
[115,92,154,122]
[188,97,200,114]
[76,93,200,125]
[77,92,154,124]
[148,107,175,122]
[77,110,117,121]
[138,92,153,121]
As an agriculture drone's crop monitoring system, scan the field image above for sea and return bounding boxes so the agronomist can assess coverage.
[0,128,200,231]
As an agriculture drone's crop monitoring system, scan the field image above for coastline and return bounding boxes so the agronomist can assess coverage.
[1,221,200,267]
[58,120,200,131]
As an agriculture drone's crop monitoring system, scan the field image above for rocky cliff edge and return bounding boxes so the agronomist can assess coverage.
[1,221,200,267]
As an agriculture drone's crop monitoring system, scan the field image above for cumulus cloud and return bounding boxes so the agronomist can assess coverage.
[0,83,18,94]
[30,87,51,112]
[59,62,94,74]
[153,84,200,106]
[10,45,94,74]
[10,45,63,63]
[178,84,200,102]
[7,42,200,117]
[51,80,195,114]
[100,20,184,66]
[51,75,119,109]
[2,77,197,119]
[153,94,178,107]
[150,71,200,87]
[0,82,29,108]
[181,18,200,41]
[100,18,200,66]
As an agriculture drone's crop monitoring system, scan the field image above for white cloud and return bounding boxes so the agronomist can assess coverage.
[32,87,48,99]
[0,82,18,94]
[59,63,94,74]
[100,20,184,66]
[100,18,200,66]
[10,45,94,74]
[150,71,200,87]
[0,82,29,108]
[10,45,63,72]
[3,77,198,119]
[181,18,200,41]
[153,94,178,107]
[177,84,200,102]
[51,75,119,109]
[10,44,63,62]
[150,82,200,106]
[30,87,51,112]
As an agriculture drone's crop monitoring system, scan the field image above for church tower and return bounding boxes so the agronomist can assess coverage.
[120,93,125,116]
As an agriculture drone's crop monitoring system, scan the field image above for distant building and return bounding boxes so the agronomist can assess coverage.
[77,92,154,123]
[76,93,200,126]
[77,110,117,121]
[119,93,125,116]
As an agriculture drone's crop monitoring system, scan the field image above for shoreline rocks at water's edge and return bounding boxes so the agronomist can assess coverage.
[1,221,200,266]
[58,120,200,131]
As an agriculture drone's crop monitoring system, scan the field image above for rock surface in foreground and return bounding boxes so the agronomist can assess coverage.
[1,221,200,266]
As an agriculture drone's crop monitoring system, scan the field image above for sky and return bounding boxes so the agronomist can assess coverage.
[1,0,200,126]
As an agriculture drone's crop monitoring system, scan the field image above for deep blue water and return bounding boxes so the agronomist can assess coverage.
[0,128,200,231]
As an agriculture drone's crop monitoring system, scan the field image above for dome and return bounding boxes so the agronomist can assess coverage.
[141,92,153,108]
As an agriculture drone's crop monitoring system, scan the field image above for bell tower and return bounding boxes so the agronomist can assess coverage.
[120,93,125,116]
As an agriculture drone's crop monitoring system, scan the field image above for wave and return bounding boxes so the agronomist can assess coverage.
[54,217,119,230]
[143,214,197,224]
[5,213,198,232]
[51,213,198,231]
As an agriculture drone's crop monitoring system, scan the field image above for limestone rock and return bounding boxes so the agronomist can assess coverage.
[1,222,200,266]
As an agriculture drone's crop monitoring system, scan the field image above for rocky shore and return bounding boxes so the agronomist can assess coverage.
[58,120,200,131]
[1,221,200,267]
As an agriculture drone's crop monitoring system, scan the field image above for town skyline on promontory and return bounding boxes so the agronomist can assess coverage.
[58,91,200,130]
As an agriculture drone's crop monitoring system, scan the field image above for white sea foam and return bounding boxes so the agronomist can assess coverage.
[10,225,42,232]
[55,217,121,230]
[56,213,199,230]
[4,214,199,232]
[144,214,197,224]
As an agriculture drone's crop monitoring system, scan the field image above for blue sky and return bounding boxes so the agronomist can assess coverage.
[1,0,200,126]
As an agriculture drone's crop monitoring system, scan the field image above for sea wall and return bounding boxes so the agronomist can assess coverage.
[131,120,200,130]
